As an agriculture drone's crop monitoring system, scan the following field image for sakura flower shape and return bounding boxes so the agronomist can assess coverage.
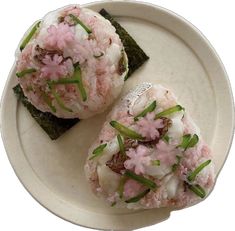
[136,112,164,140]
[45,23,74,50]
[41,54,70,79]
[155,140,178,166]
[124,145,151,174]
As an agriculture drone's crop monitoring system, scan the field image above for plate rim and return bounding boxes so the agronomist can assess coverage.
[1,0,234,230]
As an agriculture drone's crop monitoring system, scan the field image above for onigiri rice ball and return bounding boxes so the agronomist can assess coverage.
[85,82,215,209]
[16,5,128,119]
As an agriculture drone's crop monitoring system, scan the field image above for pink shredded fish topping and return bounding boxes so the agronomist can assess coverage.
[45,23,74,50]
[136,112,164,140]
[124,145,151,174]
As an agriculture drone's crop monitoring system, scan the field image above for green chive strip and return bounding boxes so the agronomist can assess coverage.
[49,78,79,85]
[155,105,184,119]
[111,201,117,207]
[125,189,150,203]
[134,101,157,121]
[69,14,92,34]
[73,64,87,102]
[16,68,37,78]
[178,134,191,149]
[89,143,107,160]
[172,155,181,172]
[187,134,199,149]
[20,21,41,51]
[152,160,161,166]
[110,121,144,140]
[187,160,211,182]
[118,176,128,199]
[162,135,170,143]
[117,134,125,156]
[124,170,157,190]
[187,184,206,198]
[48,84,73,112]
[41,91,56,113]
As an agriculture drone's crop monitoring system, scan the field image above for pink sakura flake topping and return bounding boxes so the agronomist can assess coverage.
[123,179,144,199]
[155,140,178,166]
[41,54,71,79]
[124,145,151,174]
[45,23,74,50]
[136,112,164,140]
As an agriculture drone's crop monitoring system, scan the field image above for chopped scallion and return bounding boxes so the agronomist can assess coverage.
[187,160,211,182]
[187,184,206,198]
[152,160,161,166]
[16,68,37,78]
[117,134,125,156]
[155,105,184,119]
[89,143,107,160]
[69,14,92,34]
[48,83,73,112]
[41,91,56,113]
[134,101,157,121]
[124,170,157,190]
[73,63,87,101]
[20,21,41,51]
[110,121,144,140]
[125,189,150,203]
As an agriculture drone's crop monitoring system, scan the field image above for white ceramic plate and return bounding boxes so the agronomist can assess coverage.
[1,1,234,230]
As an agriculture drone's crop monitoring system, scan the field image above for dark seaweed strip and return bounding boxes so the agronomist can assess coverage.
[99,8,149,78]
[13,9,148,139]
[13,84,79,140]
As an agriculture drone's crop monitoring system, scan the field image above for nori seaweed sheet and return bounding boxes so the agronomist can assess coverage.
[13,84,79,140]
[13,9,149,140]
[99,8,149,78]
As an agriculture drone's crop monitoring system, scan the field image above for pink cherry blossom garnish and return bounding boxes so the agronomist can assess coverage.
[41,54,70,79]
[136,112,164,140]
[45,23,74,50]
[124,145,151,174]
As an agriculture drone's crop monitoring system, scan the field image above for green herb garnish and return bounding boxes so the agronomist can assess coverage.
[48,83,73,113]
[69,14,92,34]
[125,189,150,203]
[172,155,181,172]
[20,21,41,51]
[134,101,156,121]
[49,78,79,85]
[41,91,56,113]
[178,134,199,151]
[117,134,125,156]
[124,170,157,190]
[186,134,199,149]
[118,176,127,199]
[89,143,107,160]
[110,121,144,140]
[155,105,184,119]
[187,184,206,198]
[16,68,37,78]
[178,134,191,149]
[111,201,117,207]
[162,135,170,143]
[73,63,87,102]
[152,160,161,166]
[187,160,211,182]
